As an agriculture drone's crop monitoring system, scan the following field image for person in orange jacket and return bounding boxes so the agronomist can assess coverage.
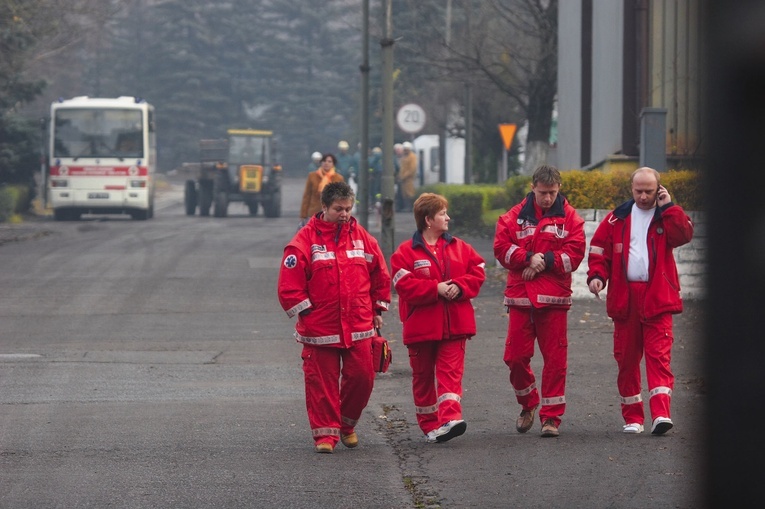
[279,181,391,453]
[494,165,586,437]
[299,153,345,226]
[391,193,486,443]
[587,167,694,435]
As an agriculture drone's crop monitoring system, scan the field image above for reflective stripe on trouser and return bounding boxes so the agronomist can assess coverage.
[301,340,375,446]
[504,307,568,425]
[613,282,675,425]
[408,337,467,434]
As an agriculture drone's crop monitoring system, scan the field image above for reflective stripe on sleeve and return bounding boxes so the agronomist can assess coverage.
[392,268,411,286]
[561,253,572,273]
[287,298,312,318]
[376,300,390,310]
[504,244,520,264]
[589,246,604,255]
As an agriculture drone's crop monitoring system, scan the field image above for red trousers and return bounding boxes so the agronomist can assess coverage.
[301,340,375,446]
[613,282,674,425]
[504,307,568,425]
[408,337,467,434]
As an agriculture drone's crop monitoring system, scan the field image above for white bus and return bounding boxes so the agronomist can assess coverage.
[48,96,156,220]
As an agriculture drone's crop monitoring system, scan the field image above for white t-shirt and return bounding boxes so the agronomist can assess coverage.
[627,203,655,282]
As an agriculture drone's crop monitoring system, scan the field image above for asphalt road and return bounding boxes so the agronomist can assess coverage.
[0,176,705,508]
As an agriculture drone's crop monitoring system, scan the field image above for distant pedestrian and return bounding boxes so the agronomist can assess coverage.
[391,193,486,444]
[335,140,355,181]
[494,164,586,437]
[278,181,391,453]
[587,167,694,435]
[307,151,322,173]
[299,153,344,227]
[397,141,417,212]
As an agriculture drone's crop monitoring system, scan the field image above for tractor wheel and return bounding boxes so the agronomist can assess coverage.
[199,182,213,216]
[213,191,228,217]
[264,190,281,218]
[184,180,197,215]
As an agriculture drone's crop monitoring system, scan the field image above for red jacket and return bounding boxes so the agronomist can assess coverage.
[391,231,486,345]
[494,193,586,309]
[587,200,694,320]
[278,214,391,348]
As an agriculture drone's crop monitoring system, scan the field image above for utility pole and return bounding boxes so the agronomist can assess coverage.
[380,0,395,258]
[358,0,370,228]
[464,0,473,184]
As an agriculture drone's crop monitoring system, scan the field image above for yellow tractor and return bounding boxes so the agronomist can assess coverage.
[184,129,282,217]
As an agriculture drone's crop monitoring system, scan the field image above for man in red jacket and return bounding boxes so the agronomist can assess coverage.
[587,167,694,435]
[494,165,586,437]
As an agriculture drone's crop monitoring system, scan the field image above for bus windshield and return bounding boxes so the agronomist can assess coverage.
[53,108,143,159]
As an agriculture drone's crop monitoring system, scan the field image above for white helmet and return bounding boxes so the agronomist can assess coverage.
[311,151,322,162]
[402,141,413,150]
[338,140,350,150]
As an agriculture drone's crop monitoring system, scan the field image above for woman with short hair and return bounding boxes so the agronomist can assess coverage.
[390,193,486,443]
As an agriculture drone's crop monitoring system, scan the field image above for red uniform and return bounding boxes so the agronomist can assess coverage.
[494,193,586,426]
[587,200,693,426]
[391,231,485,435]
[278,213,391,447]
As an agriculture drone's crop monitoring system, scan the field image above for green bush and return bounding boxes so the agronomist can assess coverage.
[0,187,15,222]
[414,168,701,234]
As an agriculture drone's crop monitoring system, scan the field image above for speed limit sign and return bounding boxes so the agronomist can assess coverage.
[396,103,426,134]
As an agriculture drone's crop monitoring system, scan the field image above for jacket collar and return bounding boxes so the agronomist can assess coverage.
[519,192,566,223]
[613,199,661,221]
[307,213,357,238]
[412,229,454,249]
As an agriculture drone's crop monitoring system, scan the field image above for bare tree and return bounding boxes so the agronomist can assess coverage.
[436,0,557,175]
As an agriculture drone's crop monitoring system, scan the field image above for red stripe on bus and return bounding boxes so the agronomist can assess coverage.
[49,166,148,176]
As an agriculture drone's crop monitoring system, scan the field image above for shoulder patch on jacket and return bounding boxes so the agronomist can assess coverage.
[284,254,298,269]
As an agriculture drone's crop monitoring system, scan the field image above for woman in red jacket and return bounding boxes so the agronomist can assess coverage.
[279,181,391,453]
[391,193,486,443]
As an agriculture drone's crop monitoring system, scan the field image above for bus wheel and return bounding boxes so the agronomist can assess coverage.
[131,209,149,220]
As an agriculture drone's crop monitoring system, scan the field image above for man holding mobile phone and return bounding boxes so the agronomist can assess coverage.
[586,167,694,435]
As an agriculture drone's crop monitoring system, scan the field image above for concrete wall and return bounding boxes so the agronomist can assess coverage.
[556,0,582,171]
[571,209,706,300]
[590,0,624,165]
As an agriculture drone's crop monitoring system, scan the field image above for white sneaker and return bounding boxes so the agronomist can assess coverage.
[434,419,467,443]
[651,416,673,435]
[425,430,437,443]
[622,423,644,434]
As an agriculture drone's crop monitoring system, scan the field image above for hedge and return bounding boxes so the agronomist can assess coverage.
[0,185,30,223]
[416,168,701,236]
